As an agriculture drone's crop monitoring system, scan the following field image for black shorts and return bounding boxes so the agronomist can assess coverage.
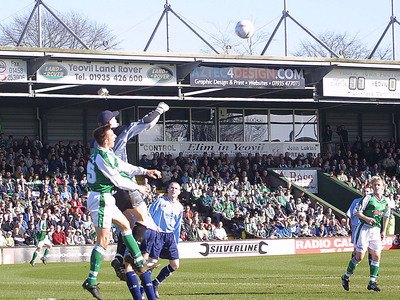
[114,188,133,211]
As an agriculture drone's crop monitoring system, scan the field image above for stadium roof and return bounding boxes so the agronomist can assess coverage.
[1,46,400,107]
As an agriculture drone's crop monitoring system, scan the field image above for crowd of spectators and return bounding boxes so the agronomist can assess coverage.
[0,133,98,247]
[139,150,354,241]
[1,131,399,248]
[325,136,400,213]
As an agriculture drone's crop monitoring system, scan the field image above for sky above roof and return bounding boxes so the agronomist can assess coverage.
[0,0,398,57]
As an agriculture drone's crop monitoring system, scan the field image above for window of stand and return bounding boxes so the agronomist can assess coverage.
[244,109,269,142]
[220,109,244,142]
[165,108,190,141]
[294,110,318,142]
[191,108,216,141]
[270,110,294,142]
[138,107,318,143]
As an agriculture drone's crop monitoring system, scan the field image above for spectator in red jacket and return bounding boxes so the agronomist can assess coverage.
[52,224,66,245]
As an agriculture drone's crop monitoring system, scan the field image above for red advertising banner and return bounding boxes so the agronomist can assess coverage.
[294,236,400,254]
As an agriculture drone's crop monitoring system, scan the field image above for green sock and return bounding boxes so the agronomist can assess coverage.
[369,261,379,284]
[346,257,359,276]
[122,233,143,265]
[87,244,105,285]
[43,248,49,258]
[31,251,38,262]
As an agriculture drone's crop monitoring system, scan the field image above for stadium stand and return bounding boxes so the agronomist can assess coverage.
[0,134,399,247]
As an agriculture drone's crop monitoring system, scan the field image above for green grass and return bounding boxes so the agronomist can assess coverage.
[1,250,400,299]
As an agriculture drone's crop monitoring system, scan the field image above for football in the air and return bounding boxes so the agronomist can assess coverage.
[235,20,255,39]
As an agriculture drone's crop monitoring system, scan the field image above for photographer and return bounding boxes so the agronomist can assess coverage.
[336,125,349,154]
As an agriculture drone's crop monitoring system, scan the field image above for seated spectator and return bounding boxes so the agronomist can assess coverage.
[24,222,36,245]
[161,165,173,187]
[211,198,224,223]
[203,216,215,232]
[187,223,200,241]
[13,227,26,246]
[315,223,328,237]
[198,190,212,215]
[183,205,194,220]
[267,226,280,239]
[52,224,67,245]
[83,228,95,245]
[336,170,348,182]
[5,231,14,247]
[60,185,72,202]
[254,222,267,238]
[73,229,85,245]
[70,195,84,216]
[213,221,228,240]
[139,154,152,169]
[231,211,245,239]
[197,222,209,241]
[65,227,76,245]
[222,196,235,220]
[180,229,188,241]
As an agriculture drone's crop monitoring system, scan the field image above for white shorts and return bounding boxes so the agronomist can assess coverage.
[87,191,127,229]
[37,236,52,248]
[354,223,382,252]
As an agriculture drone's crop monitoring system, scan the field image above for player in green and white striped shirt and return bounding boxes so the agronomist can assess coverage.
[29,213,52,266]
[341,176,390,292]
[82,125,156,300]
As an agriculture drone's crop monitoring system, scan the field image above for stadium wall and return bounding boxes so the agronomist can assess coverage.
[1,236,398,264]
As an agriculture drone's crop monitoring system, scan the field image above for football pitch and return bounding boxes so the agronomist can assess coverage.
[1,250,400,299]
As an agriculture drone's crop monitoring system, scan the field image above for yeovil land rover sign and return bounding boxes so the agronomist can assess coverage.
[190,66,305,89]
[36,61,176,86]
[323,67,400,99]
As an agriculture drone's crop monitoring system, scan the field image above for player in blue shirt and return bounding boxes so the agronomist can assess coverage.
[137,182,183,300]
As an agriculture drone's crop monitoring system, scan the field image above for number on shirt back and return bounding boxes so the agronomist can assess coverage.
[86,161,96,184]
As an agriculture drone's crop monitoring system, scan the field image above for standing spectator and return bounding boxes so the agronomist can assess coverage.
[322,124,333,155]
[79,174,89,196]
[337,125,349,153]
